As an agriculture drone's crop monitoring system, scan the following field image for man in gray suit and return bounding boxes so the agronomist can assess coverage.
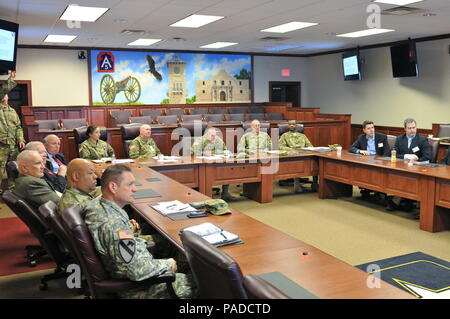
[13,150,60,208]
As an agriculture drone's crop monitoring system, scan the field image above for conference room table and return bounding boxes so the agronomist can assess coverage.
[127,163,412,299]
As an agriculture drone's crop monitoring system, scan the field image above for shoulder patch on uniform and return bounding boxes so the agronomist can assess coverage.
[118,239,136,263]
[118,230,134,239]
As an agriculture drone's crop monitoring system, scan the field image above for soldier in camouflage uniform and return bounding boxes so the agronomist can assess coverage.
[191,127,236,201]
[79,125,115,160]
[279,120,318,193]
[58,158,99,212]
[237,120,272,155]
[128,125,162,159]
[0,71,25,194]
[84,165,197,299]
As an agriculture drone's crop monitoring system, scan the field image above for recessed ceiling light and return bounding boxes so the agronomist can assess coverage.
[44,34,77,43]
[261,21,318,33]
[60,5,109,22]
[336,28,395,38]
[127,38,162,46]
[200,42,238,49]
[373,0,423,5]
[170,14,224,28]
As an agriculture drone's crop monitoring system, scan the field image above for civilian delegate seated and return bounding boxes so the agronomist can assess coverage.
[13,150,60,208]
[44,134,68,180]
[128,125,162,159]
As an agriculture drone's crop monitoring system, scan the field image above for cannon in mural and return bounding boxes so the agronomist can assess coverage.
[99,75,141,104]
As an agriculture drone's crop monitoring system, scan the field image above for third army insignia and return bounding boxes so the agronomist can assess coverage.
[118,230,135,263]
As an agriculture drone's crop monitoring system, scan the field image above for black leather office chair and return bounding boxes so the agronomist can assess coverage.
[110,110,133,127]
[247,113,266,121]
[189,108,208,115]
[141,109,162,117]
[73,126,108,157]
[210,108,227,114]
[60,204,176,299]
[129,116,153,125]
[278,123,304,135]
[6,160,19,180]
[165,108,185,116]
[428,137,440,163]
[156,115,179,125]
[230,108,248,114]
[243,274,291,299]
[61,118,88,129]
[437,124,450,138]
[243,121,271,133]
[180,231,248,298]
[120,124,142,158]
[181,114,203,123]
[387,135,396,150]
[247,107,265,114]
[35,119,60,131]
[224,114,245,122]
[205,114,225,124]
[2,191,71,290]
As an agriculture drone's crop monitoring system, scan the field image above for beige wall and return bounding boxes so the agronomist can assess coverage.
[306,39,450,129]
[15,48,89,106]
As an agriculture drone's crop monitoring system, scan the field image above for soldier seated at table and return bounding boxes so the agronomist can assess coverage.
[237,119,272,155]
[79,125,115,160]
[279,120,318,193]
[191,127,237,201]
[84,164,197,299]
[13,150,60,208]
[128,125,162,159]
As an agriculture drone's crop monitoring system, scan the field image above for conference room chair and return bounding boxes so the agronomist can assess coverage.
[277,123,304,135]
[205,114,226,124]
[247,113,267,121]
[156,115,179,125]
[60,204,176,299]
[224,113,245,122]
[60,118,88,130]
[129,116,153,125]
[2,191,71,290]
[247,107,265,114]
[243,121,271,133]
[6,160,19,180]
[180,114,202,123]
[210,108,227,114]
[165,108,185,116]
[428,137,440,163]
[230,107,248,114]
[120,124,142,158]
[386,135,396,150]
[110,110,133,127]
[243,274,291,299]
[266,113,286,121]
[141,109,163,118]
[73,126,108,156]
[35,119,61,131]
[180,231,248,298]
[437,124,450,138]
[189,108,208,115]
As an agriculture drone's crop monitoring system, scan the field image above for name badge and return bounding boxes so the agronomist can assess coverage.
[412,146,420,153]
[378,143,383,147]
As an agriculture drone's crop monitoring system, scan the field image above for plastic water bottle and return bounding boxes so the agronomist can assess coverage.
[391,150,396,163]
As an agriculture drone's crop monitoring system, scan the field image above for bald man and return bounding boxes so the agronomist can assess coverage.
[13,150,60,208]
[237,120,272,155]
[44,134,68,176]
[58,158,100,212]
[128,125,162,159]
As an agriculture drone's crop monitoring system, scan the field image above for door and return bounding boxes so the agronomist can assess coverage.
[269,81,301,107]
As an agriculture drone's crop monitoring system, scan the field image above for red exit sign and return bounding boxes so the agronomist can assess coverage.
[281,69,290,77]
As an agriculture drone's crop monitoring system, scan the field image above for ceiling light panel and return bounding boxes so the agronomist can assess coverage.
[261,21,319,33]
[60,5,109,22]
[170,14,224,28]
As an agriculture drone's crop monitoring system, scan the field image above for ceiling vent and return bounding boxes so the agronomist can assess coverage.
[259,36,290,42]
[381,6,429,16]
[120,29,151,36]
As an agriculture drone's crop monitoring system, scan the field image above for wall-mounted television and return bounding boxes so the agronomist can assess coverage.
[0,19,19,75]
[390,41,419,78]
[342,50,361,81]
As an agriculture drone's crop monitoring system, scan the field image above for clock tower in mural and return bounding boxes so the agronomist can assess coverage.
[166,56,187,104]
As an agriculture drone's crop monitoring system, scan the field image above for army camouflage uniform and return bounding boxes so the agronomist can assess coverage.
[84,197,196,299]
[237,131,272,155]
[190,136,227,156]
[58,186,101,213]
[279,131,313,150]
[0,78,25,193]
[128,136,161,159]
[79,139,115,160]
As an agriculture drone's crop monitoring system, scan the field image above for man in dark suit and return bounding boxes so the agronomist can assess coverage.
[349,120,391,156]
[43,134,67,176]
[387,118,431,213]
[13,150,60,208]
[394,118,431,162]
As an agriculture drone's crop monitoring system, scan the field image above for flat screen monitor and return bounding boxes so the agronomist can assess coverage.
[390,41,419,78]
[0,19,19,75]
[342,51,361,81]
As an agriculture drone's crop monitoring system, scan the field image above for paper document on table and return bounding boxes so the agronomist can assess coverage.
[112,159,134,164]
[180,222,242,247]
[151,200,197,215]
[196,155,225,160]
[153,156,180,163]
[264,150,281,154]
[300,147,331,152]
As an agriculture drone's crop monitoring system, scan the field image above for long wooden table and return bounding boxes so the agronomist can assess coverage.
[128,164,412,299]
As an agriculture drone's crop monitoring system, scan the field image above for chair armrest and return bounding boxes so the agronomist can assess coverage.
[93,271,176,293]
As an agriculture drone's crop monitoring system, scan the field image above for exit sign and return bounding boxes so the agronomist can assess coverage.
[281,69,290,77]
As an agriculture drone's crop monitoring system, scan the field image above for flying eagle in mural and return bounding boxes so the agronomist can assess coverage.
[146,54,163,81]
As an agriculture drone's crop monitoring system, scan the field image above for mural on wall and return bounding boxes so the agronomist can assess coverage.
[90,50,252,105]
